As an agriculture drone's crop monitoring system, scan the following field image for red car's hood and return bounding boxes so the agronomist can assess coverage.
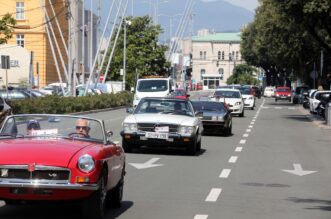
[0,138,94,167]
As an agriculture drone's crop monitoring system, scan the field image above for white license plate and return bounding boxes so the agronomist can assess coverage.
[145,132,169,139]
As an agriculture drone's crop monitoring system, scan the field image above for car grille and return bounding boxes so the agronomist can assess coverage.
[137,123,179,133]
[0,165,70,182]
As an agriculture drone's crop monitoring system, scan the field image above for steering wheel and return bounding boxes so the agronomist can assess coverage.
[68,132,89,138]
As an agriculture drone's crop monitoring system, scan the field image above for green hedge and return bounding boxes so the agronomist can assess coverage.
[8,91,134,114]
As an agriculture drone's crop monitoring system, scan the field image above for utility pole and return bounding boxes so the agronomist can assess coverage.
[123,18,127,91]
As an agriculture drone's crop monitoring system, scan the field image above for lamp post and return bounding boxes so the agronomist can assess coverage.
[123,18,131,91]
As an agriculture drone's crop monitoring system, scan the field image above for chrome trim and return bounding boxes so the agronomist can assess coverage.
[0,180,99,191]
[0,165,71,183]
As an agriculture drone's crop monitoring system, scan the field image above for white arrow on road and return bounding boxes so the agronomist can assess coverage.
[281,163,317,176]
[129,158,164,170]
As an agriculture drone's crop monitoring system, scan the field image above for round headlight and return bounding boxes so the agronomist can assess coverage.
[78,154,95,173]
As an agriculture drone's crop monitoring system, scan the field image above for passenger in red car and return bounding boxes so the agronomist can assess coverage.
[75,118,91,138]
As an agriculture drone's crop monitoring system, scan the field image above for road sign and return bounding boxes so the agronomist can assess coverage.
[1,55,10,69]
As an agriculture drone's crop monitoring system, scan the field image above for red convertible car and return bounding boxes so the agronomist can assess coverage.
[0,114,126,219]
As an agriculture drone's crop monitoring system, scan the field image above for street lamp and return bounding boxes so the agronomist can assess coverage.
[123,18,132,91]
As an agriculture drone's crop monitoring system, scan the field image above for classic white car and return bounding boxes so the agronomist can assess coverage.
[211,88,245,117]
[121,97,203,155]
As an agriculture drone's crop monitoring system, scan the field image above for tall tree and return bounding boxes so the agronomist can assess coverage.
[0,13,16,44]
[226,64,259,85]
[102,16,170,89]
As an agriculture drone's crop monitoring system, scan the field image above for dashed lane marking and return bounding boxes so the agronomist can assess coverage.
[205,188,222,202]
[229,156,238,163]
[240,139,246,144]
[235,147,243,152]
[219,169,231,178]
[194,215,208,219]
[243,133,249,138]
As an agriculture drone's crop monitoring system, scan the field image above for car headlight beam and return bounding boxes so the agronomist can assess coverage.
[78,154,95,173]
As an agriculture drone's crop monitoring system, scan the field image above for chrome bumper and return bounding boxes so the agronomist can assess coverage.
[0,180,99,191]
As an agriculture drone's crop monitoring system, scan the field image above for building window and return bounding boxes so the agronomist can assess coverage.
[229,52,232,61]
[200,69,205,80]
[218,68,224,80]
[203,51,207,60]
[222,51,225,60]
[16,2,25,20]
[16,34,24,47]
[232,51,235,60]
[218,51,221,60]
[236,51,239,61]
[200,51,203,59]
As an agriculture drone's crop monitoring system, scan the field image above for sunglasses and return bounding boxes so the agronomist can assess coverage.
[76,126,89,131]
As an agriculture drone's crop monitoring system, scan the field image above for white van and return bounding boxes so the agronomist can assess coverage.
[133,77,174,107]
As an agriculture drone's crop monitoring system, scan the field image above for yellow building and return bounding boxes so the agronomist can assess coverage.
[0,0,68,87]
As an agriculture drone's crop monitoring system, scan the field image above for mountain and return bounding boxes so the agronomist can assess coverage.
[131,0,255,35]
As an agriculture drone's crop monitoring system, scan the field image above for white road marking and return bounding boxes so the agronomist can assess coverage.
[248,125,253,128]
[129,158,164,169]
[205,188,222,202]
[262,106,269,109]
[235,147,243,152]
[252,119,256,122]
[288,107,296,110]
[275,107,282,109]
[240,139,246,144]
[229,156,238,163]
[250,122,255,125]
[246,129,252,132]
[194,215,208,219]
[219,169,231,178]
[243,133,249,138]
[281,163,317,176]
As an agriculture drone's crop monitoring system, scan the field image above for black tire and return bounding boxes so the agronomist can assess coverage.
[82,170,107,219]
[122,139,132,153]
[225,123,232,136]
[106,178,124,208]
[196,138,201,152]
[239,109,244,117]
[275,98,278,102]
[187,138,197,155]
[251,106,254,110]
[4,200,21,205]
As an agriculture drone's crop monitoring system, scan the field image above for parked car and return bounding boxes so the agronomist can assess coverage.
[275,86,292,102]
[238,87,256,110]
[191,100,232,136]
[121,97,203,155]
[309,90,331,113]
[0,89,32,100]
[211,88,245,117]
[264,86,276,97]
[292,86,310,104]
[0,114,125,219]
[174,88,190,99]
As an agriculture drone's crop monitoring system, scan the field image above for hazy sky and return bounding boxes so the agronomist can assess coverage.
[202,0,259,12]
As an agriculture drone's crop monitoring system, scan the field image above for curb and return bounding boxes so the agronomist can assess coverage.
[298,106,331,130]
[70,106,128,115]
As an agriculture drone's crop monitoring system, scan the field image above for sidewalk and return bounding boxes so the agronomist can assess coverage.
[299,106,331,130]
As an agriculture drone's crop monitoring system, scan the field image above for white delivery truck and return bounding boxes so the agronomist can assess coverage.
[133,77,175,107]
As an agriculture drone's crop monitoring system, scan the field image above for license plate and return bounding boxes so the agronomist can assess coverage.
[145,132,169,139]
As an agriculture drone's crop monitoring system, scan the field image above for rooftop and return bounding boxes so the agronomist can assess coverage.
[192,32,241,42]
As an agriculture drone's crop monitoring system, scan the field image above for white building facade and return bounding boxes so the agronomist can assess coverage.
[192,32,244,90]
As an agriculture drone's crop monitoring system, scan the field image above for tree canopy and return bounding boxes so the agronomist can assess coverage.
[226,64,259,85]
[240,0,331,88]
[102,16,170,90]
[0,13,16,44]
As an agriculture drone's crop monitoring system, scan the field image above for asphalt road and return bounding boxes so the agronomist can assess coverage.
[1,95,331,219]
